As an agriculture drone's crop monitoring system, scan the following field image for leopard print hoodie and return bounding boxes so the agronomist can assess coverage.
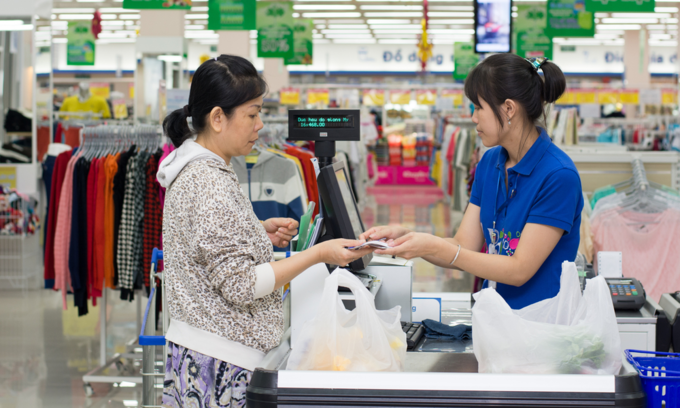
[159,141,283,367]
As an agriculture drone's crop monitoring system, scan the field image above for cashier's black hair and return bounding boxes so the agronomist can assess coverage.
[464,53,566,129]
[163,55,268,148]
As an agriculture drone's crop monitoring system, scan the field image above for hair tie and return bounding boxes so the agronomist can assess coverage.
[526,57,548,72]
[183,105,191,116]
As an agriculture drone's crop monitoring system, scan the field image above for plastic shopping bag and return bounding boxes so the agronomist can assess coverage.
[287,268,406,372]
[472,262,622,375]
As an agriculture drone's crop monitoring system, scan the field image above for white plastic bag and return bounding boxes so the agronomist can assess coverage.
[472,262,622,375]
[287,268,406,372]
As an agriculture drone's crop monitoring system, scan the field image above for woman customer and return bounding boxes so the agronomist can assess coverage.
[363,55,584,310]
[158,55,373,408]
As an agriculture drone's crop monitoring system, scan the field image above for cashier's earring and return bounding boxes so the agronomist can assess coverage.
[508,119,511,125]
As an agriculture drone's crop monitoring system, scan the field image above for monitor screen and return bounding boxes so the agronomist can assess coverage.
[293,114,355,129]
[474,0,512,53]
[335,168,364,240]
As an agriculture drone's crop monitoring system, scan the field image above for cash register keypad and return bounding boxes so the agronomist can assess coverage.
[609,283,638,297]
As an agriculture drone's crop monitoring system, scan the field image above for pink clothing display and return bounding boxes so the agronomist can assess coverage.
[158,143,175,210]
[592,208,680,301]
[53,152,82,309]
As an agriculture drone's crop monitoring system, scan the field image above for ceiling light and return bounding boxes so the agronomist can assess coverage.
[101,21,124,26]
[313,39,331,43]
[430,6,474,10]
[333,39,376,43]
[369,24,422,29]
[58,14,94,20]
[322,29,371,33]
[100,14,118,20]
[360,5,422,10]
[185,25,205,30]
[665,18,679,23]
[158,55,183,62]
[363,12,423,17]
[292,13,300,17]
[429,28,475,34]
[0,23,32,31]
[594,33,620,39]
[650,33,672,38]
[120,14,141,19]
[367,19,412,24]
[327,19,364,23]
[301,12,362,17]
[323,33,374,38]
[184,31,218,38]
[611,12,669,18]
[656,7,678,12]
[645,25,666,30]
[649,40,678,45]
[601,18,658,23]
[328,24,368,28]
[96,38,136,44]
[53,38,68,43]
[430,18,474,24]
[191,7,209,12]
[313,33,324,38]
[123,400,138,407]
[298,0,353,1]
[428,12,474,17]
[98,32,131,38]
[76,0,109,2]
[595,12,609,17]
[53,8,95,13]
[372,29,422,34]
[187,14,209,19]
[597,24,641,29]
[98,8,127,12]
[378,39,418,44]
[0,20,25,26]
[294,5,356,10]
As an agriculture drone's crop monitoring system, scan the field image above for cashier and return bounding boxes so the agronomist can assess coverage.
[157,55,374,408]
[363,55,584,310]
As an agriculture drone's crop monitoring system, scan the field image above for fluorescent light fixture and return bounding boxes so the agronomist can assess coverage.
[594,33,621,39]
[369,24,422,29]
[187,14,209,19]
[158,55,183,62]
[429,19,474,24]
[611,12,669,18]
[430,6,474,10]
[100,14,119,20]
[123,401,138,407]
[372,29,422,34]
[98,8,127,12]
[378,39,418,44]
[315,24,326,28]
[328,24,368,28]
[101,21,124,26]
[429,28,475,34]
[322,29,371,33]
[595,12,609,17]
[428,12,474,17]
[601,18,657,23]
[645,25,666,30]
[59,14,94,20]
[54,8,95,13]
[327,19,365,23]
[119,382,136,387]
[650,33,672,39]
[98,32,131,38]
[0,24,33,31]
[323,33,374,38]
[0,20,25,26]
[301,12,362,17]
[191,7,209,12]
[250,31,258,38]
[120,14,141,19]
[76,0,108,2]
[313,33,324,38]
[53,38,68,43]
[38,26,52,31]
[512,12,518,17]
[197,39,218,44]
[185,25,206,30]
[294,5,356,10]
[649,40,678,45]
[313,39,331,43]
[656,7,678,12]
[360,5,422,10]
[367,19,412,24]
[333,39,376,43]
[184,31,218,38]
[664,18,679,23]
[96,38,136,43]
[374,34,418,38]
[292,13,300,17]
[363,12,423,17]
[596,24,641,30]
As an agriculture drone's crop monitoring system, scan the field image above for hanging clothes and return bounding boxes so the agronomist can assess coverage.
[70,157,91,316]
[113,146,136,287]
[104,153,120,289]
[143,152,163,293]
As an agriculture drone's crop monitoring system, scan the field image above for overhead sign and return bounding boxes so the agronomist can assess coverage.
[363,89,385,106]
[256,1,295,59]
[546,0,594,38]
[123,0,192,9]
[67,21,96,66]
[585,0,654,12]
[453,42,478,81]
[284,19,314,65]
[208,0,256,30]
[514,5,553,59]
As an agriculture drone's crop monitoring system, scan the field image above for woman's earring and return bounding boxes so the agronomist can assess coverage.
[508,119,511,125]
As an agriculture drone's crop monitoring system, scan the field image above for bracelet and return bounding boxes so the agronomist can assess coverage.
[450,244,462,265]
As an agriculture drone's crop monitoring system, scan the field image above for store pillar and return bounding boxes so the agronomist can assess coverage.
[263,58,289,95]
[623,28,650,89]
[218,31,251,59]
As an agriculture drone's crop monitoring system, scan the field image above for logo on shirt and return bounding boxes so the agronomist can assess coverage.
[484,229,522,256]
[264,187,275,197]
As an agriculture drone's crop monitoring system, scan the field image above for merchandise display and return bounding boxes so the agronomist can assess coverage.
[6,1,680,406]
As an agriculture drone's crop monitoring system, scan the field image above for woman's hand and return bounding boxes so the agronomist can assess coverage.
[374,232,444,260]
[262,218,299,248]
[315,239,375,268]
[360,225,411,242]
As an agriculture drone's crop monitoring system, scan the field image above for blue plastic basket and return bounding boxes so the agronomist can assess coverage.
[625,349,680,408]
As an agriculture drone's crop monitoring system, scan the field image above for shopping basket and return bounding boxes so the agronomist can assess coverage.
[139,248,166,408]
[625,349,680,407]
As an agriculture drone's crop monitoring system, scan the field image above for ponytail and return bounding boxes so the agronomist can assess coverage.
[540,60,566,104]
[163,108,192,148]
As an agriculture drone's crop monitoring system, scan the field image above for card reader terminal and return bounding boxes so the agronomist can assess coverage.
[606,277,646,310]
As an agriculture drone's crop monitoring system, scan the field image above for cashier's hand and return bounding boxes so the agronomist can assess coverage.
[263,218,299,248]
[374,232,440,260]
[315,239,374,268]
[360,225,411,242]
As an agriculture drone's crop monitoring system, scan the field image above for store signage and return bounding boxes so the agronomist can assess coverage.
[598,90,620,104]
[208,0,256,30]
[546,0,594,38]
[123,0,191,9]
[585,0,654,12]
[113,100,128,119]
[416,89,437,106]
[662,89,677,105]
[389,90,411,105]
[453,43,477,81]
[619,90,639,104]
[514,5,552,59]
[285,19,314,65]
[363,89,385,106]
[256,1,295,59]
[575,89,596,104]
[555,90,576,105]
[0,167,16,189]
[90,83,111,99]
[280,88,300,105]
[67,21,96,66]
[307,89,329,106]
[440,89,464,107]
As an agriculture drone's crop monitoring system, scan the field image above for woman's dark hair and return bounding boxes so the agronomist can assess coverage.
[464,54,566,128]
[163,55,268,148]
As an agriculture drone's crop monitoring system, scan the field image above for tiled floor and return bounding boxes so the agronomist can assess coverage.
[0,185,472,407]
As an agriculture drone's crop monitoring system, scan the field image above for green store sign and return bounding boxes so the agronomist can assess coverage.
[585,0,654,12]
[546,0,595,38]
[453,43,478,81]
[208,0,256,30]
[256,2,295,59]
[285,20,314,65]
[514,5,553,59]
[67,22,95,66]
[123,0,192,9]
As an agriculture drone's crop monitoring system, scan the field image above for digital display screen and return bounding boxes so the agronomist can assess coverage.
[335,168,364,239]
[475,0,512,53]
[293,115,355,129]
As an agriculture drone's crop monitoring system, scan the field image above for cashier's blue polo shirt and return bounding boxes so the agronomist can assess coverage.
[470,127,584,309]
